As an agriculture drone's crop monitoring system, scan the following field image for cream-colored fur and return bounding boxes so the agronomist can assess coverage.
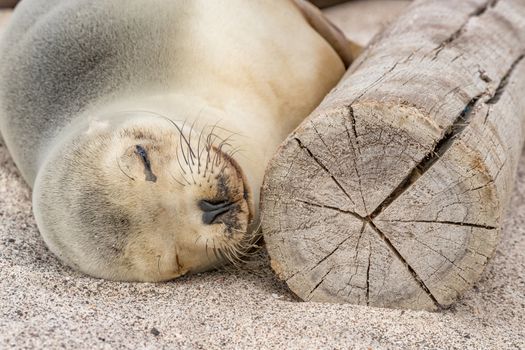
[0,0,349,281]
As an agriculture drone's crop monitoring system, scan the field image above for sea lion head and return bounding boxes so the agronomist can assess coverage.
[33,113,255,281]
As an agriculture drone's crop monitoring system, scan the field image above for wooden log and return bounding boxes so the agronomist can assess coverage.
[261,0,525,310]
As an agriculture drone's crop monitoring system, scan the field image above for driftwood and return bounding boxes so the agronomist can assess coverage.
[262,0,525,310]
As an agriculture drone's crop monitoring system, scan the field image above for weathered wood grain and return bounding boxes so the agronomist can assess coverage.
[262,0,525,310]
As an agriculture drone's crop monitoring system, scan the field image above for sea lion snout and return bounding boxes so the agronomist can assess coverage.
[197,150,254,237]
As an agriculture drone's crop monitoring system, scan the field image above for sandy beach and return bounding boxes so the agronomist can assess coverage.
[0,2,523,349]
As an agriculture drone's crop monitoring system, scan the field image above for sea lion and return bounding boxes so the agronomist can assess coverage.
[0,0,357,281]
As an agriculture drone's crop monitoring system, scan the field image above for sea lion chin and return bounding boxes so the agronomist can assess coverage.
[33,116,254,282]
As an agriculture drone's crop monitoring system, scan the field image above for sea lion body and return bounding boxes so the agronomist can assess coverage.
[0,0,347,281]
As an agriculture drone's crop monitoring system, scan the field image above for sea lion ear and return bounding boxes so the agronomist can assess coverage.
[292,0,363,68]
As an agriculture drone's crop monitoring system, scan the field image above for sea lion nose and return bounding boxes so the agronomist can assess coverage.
[199,200,235,225]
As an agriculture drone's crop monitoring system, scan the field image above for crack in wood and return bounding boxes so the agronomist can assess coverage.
[367,50,524,221]
[466,248,491,260]
[295,199,493,307]
[377,219,497,230]
[335,222,369,298]
[311,123,336,160]
[294,137,357,207]
[306,266,334,299]
[412,238,471,285]
[487,54,525,105]
[365,240,372,306]
[352,61,400,104]
[368,221,442,309]
[295,199,364,221]
[308,221,366,272]
[432,0,495,60]
[368,93,484,220]
[345,106,368,212]
[295,201,444,308]
[347,106,360,152]
[306,223,369,300]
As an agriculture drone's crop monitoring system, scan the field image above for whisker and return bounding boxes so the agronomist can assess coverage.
[203,125,223,178]
[205,121,223,146]
[187,118,199,167]
[207,125,243,136]
[177,124,191,168]
[116,155,135,181]
[227,146,245,158]
[197,121,207,174]
[212,134,236,169]
[175,148,188,176]
[218,146,244,175]
[204,143,213,178]
[170,118,197,162]
[169,171,188,187]
[213,218,264,270]
[212,247,221,262]
[194,235,202,245]
[205,239,211,262]
[217,248,231,266]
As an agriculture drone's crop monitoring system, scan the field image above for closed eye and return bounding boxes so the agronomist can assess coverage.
[135,145,157,182]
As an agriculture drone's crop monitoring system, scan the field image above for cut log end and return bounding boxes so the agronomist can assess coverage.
[262,0,525,311]
[262,102,502,310]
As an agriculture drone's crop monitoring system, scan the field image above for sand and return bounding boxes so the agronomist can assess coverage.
[0,1,523,349]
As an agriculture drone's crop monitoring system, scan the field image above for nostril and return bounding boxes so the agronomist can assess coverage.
[199,200,234,225]
[199,200,229,212]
